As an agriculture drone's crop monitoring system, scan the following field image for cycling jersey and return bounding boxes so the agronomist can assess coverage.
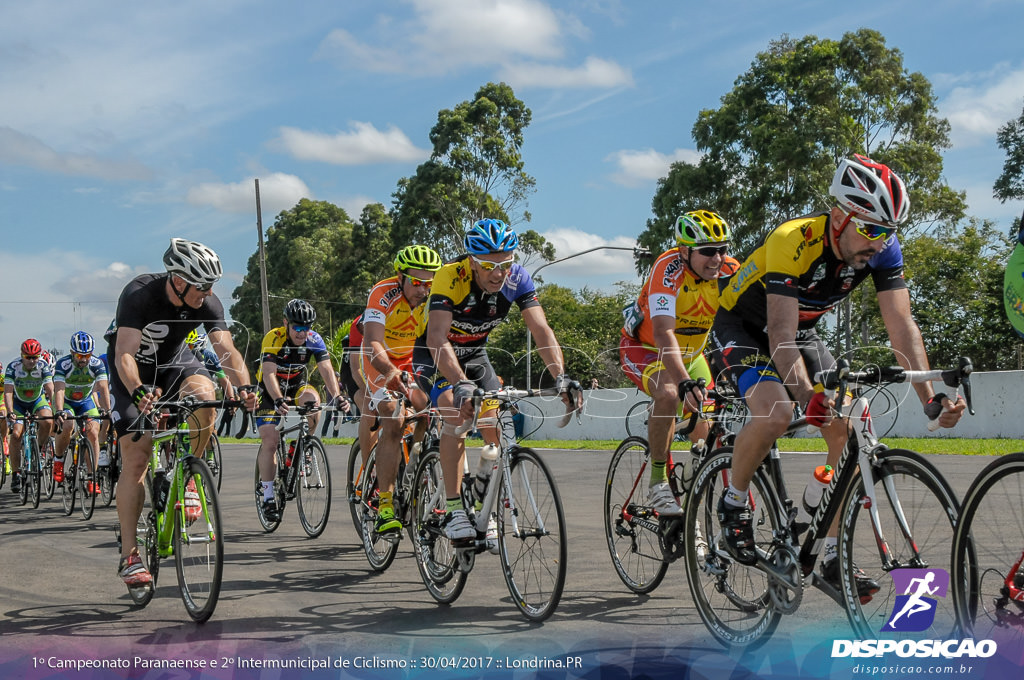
[622,247,740,360]
[414,256,539,356]
[363,276,424,361]
[256,326,330,393]
[4,358,53,402]
[718,212,906,331]
[53,355,108,404]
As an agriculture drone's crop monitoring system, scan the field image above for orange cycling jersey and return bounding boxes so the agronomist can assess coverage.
[623,248,739,359]
[362,276,424,360]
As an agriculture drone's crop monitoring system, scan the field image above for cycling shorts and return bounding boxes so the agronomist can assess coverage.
[63,398,101,419]
[412,345,501,411]
[108,345,208,437]
[12,396,52,417]
[619,335,713,395]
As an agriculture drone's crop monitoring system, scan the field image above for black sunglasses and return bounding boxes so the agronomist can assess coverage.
[693,245,729,257]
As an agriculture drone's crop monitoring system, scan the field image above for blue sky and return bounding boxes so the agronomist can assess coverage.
[2,0,1023,360]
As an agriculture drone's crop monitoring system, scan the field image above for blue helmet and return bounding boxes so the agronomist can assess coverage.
[70,331,94,355]
[464,219,519,254]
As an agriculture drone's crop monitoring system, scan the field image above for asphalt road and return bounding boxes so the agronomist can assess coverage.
[0,443,1007,679]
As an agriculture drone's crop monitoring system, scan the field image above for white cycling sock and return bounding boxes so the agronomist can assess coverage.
[261,481,274,501]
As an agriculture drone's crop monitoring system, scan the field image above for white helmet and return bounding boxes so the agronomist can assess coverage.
[829,154,910,227]
[163,238,223,286]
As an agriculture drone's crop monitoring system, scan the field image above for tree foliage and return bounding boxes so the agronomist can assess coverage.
[638,29,967,265]
[994,103,1024,205]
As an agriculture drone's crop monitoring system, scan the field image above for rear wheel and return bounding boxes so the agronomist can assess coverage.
[624,399,652,439]
[412,448,467,604]
[253,457,284,532]
[296,437,332,538]
[78,439,97,520]
[202,433,224,491]
[99,437,120,507]
[174,459,223,623]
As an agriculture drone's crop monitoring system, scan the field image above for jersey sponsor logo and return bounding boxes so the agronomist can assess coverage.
[792,232,824,261]
[660,257,683,288]
[137,323,171,364]
[654,294,670,308]
[363,309,387,324]
[377,286,402,307]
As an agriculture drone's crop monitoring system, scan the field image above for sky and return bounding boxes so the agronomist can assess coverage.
[2,0,1023,361]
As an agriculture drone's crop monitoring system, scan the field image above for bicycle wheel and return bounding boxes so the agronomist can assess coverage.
[0,449,7,490]
[131,475,159,606]
[838,448,961,640]
[174,458,223,623]
[604,436,669,594]
[78,439,97,520]
[412,448,467,604]
[99,438,120,507]
[497,447,567,622]
[41,437,56,500]
[296,436,332,538]
[624,399,652,439]
[61,445,78,516]
[347,440,366,541]
[359,447,400,571]
[952,452,1024,643]
[203,433,223,491]
[253,457,284,532]
[30,438,41,508]
[683,448,781,649]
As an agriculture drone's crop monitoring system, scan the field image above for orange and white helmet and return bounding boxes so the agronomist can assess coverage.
[830,154,910,227]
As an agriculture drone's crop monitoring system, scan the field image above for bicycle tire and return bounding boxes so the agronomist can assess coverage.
[604,436,669,594]
[296,436,332,538]
[253,456,284,533]
[498,447,567,622]
[30,437,41,508]
[79,438,97,520]
[359,447,400,571]
[412,448,467,604]
[174,458,223,623]
[61,442,78,516]
[204,433,223,491]
[19,457,29,506]
[683,448,781,649]
[838,448,961,640]
[99,437,120,507]
[41,437,56,500]
[347,440,367,541]
[624,399,652,439]
[130,475,159,607]
[952,452,1024,642]
[0,448,7,490]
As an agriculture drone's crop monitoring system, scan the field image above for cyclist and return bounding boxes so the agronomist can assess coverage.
[186,329,235,399]
[359,244,442,535]
[110,238,256,589]
[52,331,111,491]
[620,210,739,516]
[708,155,965,598]
[254,298,344,522]
[1003,207,1024,338]
[412,219,578,541]
[4,339,57,494]
[0,372,8,466]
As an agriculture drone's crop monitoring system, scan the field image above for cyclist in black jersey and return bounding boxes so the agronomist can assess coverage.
[709,156,966,597]
[109,238,256,589]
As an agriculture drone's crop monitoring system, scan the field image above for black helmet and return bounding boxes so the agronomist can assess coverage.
[284,298,316,325]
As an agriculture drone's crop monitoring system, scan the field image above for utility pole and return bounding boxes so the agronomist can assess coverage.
[255,179,271,334]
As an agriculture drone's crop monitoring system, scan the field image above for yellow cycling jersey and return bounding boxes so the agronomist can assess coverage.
[362,276,425,360]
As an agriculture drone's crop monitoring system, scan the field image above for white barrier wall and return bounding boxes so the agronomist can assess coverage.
[228,370,1022,441]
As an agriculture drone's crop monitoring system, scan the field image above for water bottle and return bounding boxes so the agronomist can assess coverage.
[473,444,499,501]
[285,441,296,467]
[793,465,833,533]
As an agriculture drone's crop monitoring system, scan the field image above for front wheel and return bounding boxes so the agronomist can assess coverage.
[41,437,56,500]
[296,437,332,538]
[412,448,467,604]
[347,440,367,541]
[498,447,567,622]
[174,458,223,623]
[838,448,961,640]
[61,445,78,516]
[624,399,652,439]
[78,438,97,520]
[604,436,668,594]
[253,457,284,533]
[359,447,399,571]
[29,438,42,508]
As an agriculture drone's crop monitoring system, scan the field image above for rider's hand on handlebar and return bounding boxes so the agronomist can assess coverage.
[385,370,412,398]
[925,392,966,429]
[131,385,161,415]
[805,387,833,428]
[678,379,707,415]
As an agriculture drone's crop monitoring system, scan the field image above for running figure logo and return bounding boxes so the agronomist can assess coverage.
[881,568,949,632]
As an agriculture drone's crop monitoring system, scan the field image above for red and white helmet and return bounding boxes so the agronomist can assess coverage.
[829,154,910,227]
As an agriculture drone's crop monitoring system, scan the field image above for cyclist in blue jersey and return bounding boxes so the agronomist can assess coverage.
[52,331,110,489]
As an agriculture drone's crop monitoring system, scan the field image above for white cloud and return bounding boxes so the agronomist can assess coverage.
[605,147,701,187]
[186,173,311,215]
[500,56,634,89]
[939,64,1024,146]
[537,227,639,278]
[272,123,429,165]
[0,126,152,180]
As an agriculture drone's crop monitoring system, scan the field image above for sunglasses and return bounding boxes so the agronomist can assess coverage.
[191,281,215,292]
[22,354,40,361]
[693,245,729,257]
[843,210,898,241]
[470,254,516,272]
[73,352,92,361]
[404,274,433,289]
[291,324,311,333]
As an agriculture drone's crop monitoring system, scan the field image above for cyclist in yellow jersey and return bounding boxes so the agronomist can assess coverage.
[620,210,738,515]
[709,155,965,597]
[360,245,443,535]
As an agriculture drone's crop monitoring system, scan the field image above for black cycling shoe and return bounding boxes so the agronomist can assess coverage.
[262,498,281,523]
[716,495,758,566]
[820,557,880,603]
[10,472,22,494]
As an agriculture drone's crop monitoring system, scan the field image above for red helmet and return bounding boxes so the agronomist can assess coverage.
[21,338,42,357]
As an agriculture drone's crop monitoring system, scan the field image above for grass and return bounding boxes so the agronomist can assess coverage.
[222,435,1022,455]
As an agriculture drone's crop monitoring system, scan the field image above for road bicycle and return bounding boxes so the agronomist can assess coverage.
[97,423,120,507]
[253,402,332,538]
[952,452,1024,644]
[13,414,53,508]
[683,358,974,648]
[353,395,440,571]
[604,383,737,594]
[123,396,245,622]
[58,413,101,520]
[411,383,581,622]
